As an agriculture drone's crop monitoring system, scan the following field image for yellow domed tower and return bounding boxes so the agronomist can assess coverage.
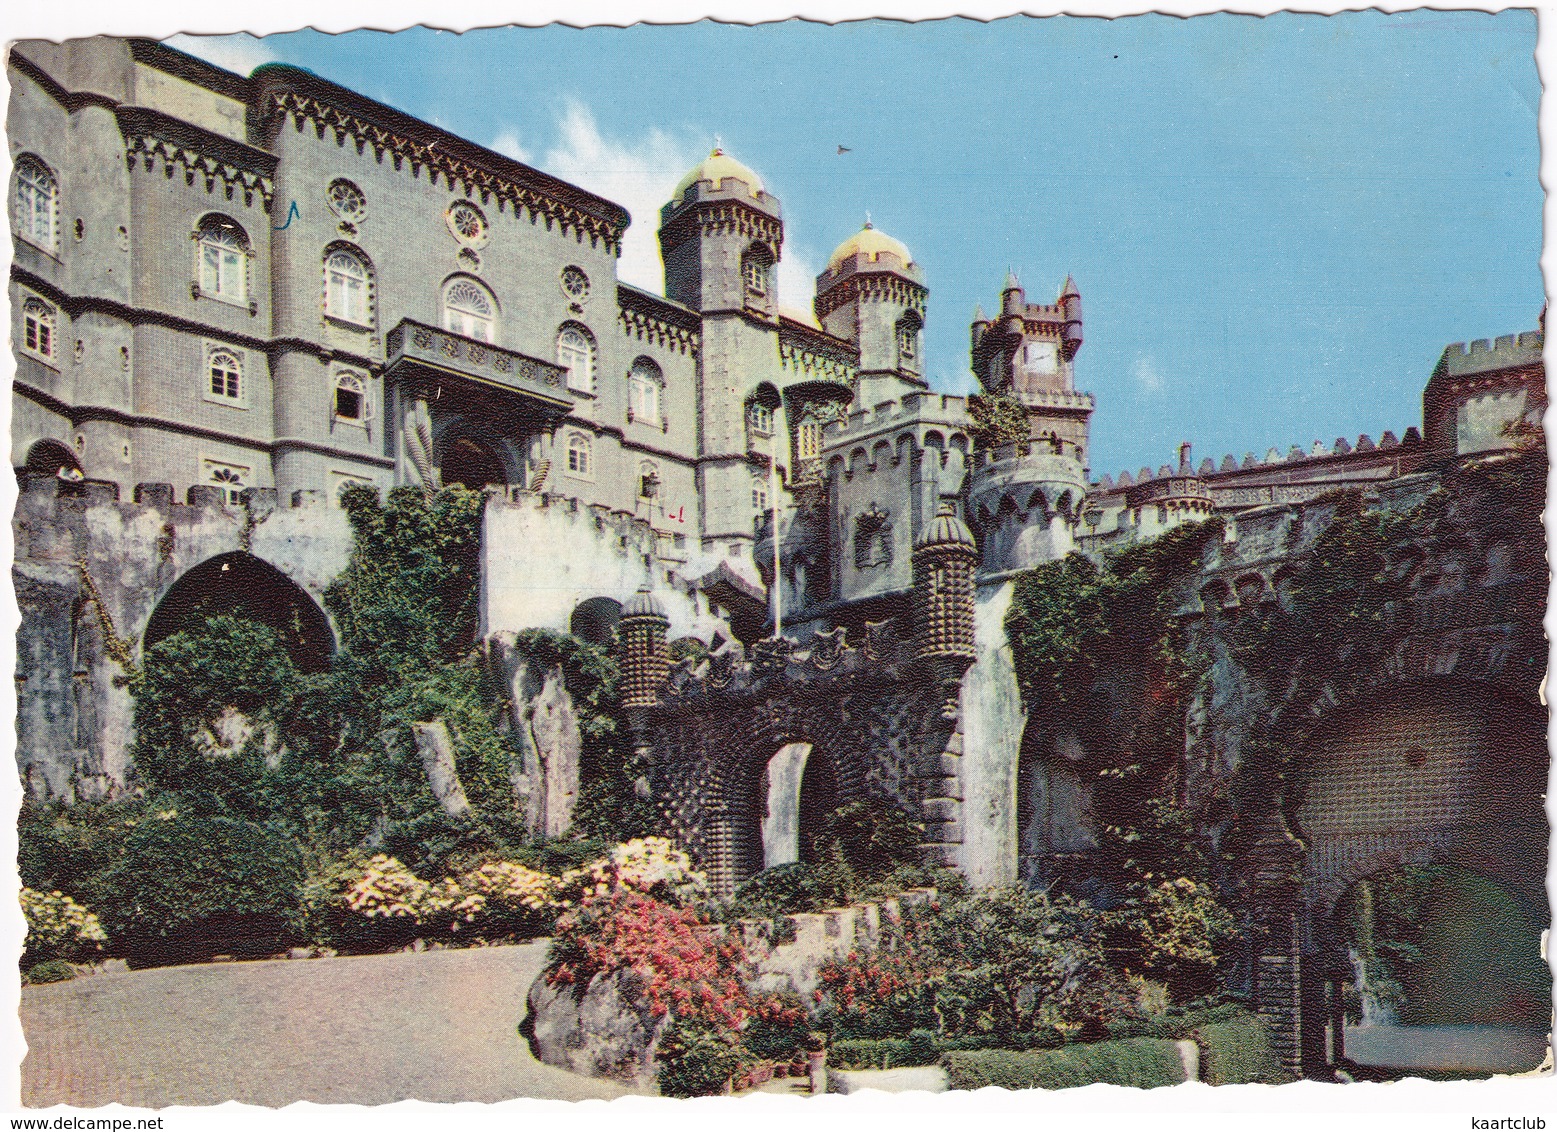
[659,146,789,559]
[658,146,783,317]
[815,219,928,404]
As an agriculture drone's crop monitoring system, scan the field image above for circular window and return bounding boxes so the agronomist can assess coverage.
[446,201,489,249]
[326,179,367,223]
[561,266,590,301]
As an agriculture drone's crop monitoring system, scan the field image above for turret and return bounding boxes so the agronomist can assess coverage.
[659,147,783,317]
[969,272,1095,471]
[815,219,928,404]
[1059,275,1083,358]
[618,587,670,710]
[913,502,979,717]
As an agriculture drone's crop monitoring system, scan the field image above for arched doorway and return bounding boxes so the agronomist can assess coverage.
[1295,681,1549,1077]
[759,743,811,870]
[439,436,507,490]
[1332,865,1550,1076]
[144,552,334,672]
[798,749,841,866]
[25,439,82,480]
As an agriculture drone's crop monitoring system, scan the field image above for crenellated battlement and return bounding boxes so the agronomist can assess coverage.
[1092,427,1422,493]
[1436,331,1543,379]
[825,391,972,442]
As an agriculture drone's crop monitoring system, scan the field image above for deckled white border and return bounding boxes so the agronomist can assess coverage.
[0,3,1550,1130]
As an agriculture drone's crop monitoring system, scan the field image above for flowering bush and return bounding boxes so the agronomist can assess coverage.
[324,853,562,949]
[815,908,944,1038]
[547,884,805,1097]
[548,889,751,1027]
[555,837,708,908]
[340,854,435,921]
[20,888,107,965]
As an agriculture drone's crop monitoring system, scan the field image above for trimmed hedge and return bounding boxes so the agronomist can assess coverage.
[942,1038,1187,1091]
[1191,1017,1294,1085]
[832,1029,1072,1070]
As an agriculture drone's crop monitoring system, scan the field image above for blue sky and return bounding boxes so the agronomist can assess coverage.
[169,12,1541,481]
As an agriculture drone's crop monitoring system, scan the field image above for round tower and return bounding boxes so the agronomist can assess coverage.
[617,587,670,710]
[913,503,978,662]
[815,219,928,404]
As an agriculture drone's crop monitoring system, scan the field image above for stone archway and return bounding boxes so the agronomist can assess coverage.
[439,436,507,490]
[569,597,622,648]
[24,439,82,479]
[1287,679,1549,1078]
[144,552,335,673]
[759,742,812,869]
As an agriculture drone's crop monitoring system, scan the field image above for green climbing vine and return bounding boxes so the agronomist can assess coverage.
[967,393,1030,450]
[1004,520,1223,896]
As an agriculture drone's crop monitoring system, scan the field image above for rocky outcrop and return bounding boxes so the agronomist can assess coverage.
[410,720,472,817]
[525,968,668,1089]
[490,636,583,840]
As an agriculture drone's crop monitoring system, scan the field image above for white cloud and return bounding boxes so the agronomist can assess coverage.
[538,101,702,293]
[776,244,820,327]
[1133,354,1165,393]
[488,131,532,164]
[164,33,278,78]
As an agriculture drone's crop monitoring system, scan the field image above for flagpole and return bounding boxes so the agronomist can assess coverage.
[770,425,782,640]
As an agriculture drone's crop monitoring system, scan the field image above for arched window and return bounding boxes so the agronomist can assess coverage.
[748,383,780,439]
[442,277,497,343]
[195,215,250,304]
[638,460,661,501]
[565,433,592,478]
[324,248,371,325]
[628,357,662,426]
[204,461,250,507]
[896,312,922,368]
[557,324,596,394]
[334,372,367,422]
[207,347,243,403]
[742,245,773,297]
[21,298,57,362]
[14,155,57,251]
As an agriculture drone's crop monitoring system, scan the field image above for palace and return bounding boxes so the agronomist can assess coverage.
[10,37,1547,1077]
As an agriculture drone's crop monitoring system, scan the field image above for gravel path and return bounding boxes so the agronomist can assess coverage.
[20,941,639,1108]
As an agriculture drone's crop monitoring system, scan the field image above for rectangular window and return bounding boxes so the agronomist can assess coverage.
[750,404,774,435]
[24,315,51,357]
[202,244,243,299]
[797,421,822,460]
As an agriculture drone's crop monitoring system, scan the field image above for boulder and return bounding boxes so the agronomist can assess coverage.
[525,968,668,1089]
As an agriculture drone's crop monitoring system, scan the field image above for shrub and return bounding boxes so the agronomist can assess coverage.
[1192,1016,1294,1085]
[919,888,1110,1038]
[96,814,306,965]
[555,837,708,908]
[830,1038,918,1070]
[941,1038,1187,1091]
[729,862,832,917]
[24,959,77,985]
[20,888,107,966]
[741,989,811,1062]
[808,798,925,883]
[657,1018,741,1098]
